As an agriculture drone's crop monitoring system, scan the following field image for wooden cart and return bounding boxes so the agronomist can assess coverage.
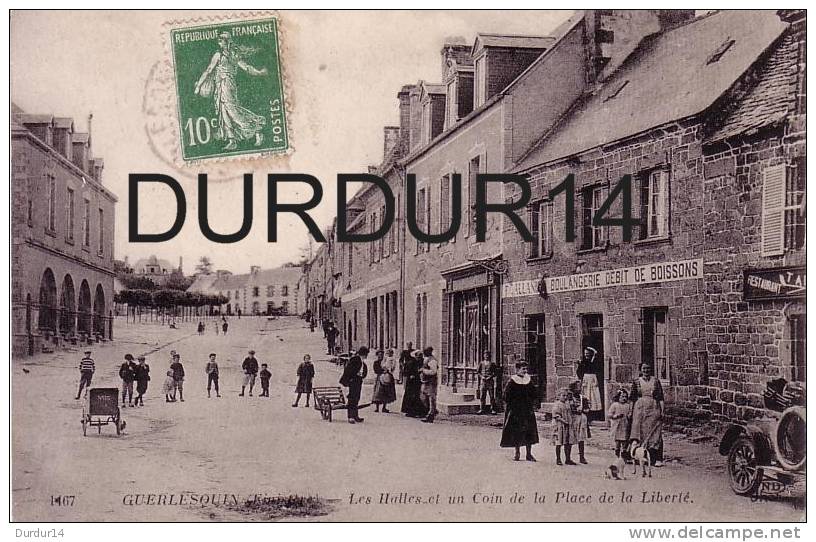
[81,388,124,436]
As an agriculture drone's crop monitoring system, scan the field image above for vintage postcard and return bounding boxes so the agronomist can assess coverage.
[8,8,806,527]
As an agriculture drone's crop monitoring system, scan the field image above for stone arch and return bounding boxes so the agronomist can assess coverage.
[37,268,57,332]
[93,284,106,335]
[59,274,76,334]
[78,280,92,334]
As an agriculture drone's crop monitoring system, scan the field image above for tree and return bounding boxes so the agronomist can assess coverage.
[165,270,194,291]
[195,256,214,276]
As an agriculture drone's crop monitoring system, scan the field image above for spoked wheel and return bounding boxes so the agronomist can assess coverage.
[728,436,763,495]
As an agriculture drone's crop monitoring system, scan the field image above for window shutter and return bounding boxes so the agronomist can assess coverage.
[761,164,786,257]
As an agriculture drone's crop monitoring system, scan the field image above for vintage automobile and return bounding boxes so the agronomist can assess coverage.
[719,378,805,496]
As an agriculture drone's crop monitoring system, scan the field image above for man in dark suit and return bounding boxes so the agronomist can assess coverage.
[340,346,368,424]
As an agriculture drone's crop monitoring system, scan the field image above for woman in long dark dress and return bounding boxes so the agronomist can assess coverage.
[400,350,428,417]
[500,361,539,461]
[630,362,665,466]
[372,349,397,412]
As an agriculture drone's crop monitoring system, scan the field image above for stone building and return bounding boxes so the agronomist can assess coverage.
[131,255,182,286]
[191,266,304,316]
[501,10,804,425]
[11,104,117,355]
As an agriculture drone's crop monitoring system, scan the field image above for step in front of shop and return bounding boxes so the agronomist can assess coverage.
[437,389,481,415]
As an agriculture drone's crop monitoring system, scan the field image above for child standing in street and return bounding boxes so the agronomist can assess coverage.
[293,354,315,407]
[170,353,185,402]
[163,370,176,402]
[259,363,272,397]
[569,380,591,464]
[608,389,632,458]
[205,353,220,398]
[76,349,95,400]
[551,388,575,466]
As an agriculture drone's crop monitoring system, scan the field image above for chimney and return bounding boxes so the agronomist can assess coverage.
[383,126,400,161]
[367,165,379,174]
[178,256,183,273]
[584,10,695,86]
[397,85,415,154]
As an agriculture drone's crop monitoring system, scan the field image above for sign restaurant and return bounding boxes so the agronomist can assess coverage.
[743,266,806,301]
[502,258,704,298]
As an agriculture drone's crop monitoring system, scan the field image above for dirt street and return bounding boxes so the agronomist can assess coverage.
[12,317,804,522]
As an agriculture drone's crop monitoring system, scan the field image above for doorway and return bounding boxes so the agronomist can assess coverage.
[525,314,546,405]
[580,313,605,420]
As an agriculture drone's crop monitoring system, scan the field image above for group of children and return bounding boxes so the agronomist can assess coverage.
[551,382,632,466]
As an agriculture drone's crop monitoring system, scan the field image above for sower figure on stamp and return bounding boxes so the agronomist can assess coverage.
[240,350,259,397]
[340,346,368,424]
[76,349,95,400]
[194,32,268,151]
[205,353,220,398]
[119,354,137,407]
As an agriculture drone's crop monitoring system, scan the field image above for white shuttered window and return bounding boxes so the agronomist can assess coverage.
[761,164,786,257]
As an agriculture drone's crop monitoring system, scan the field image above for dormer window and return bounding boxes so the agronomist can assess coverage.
[422,101,433,145]
[474,55,486,108]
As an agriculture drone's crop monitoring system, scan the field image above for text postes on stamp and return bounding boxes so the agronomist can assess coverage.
[170,18,288,161]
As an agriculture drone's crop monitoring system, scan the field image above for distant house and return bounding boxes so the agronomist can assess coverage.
[188,266,305,316]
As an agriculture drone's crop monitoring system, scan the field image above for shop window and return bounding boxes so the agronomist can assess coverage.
[642,308,669,382]
[580,185,605,250]
[640,170,669,240]
[790,315,806,382]
[529,200,553,258]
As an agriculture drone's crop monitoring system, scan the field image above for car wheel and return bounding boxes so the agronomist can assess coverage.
[728,436,763,496]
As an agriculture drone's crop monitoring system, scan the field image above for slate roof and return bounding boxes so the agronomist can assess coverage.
[707,31,798,142]
[475,33,554,50]
[514,10,787,172]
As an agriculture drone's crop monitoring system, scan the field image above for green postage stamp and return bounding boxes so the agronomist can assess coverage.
[170,17,288,161]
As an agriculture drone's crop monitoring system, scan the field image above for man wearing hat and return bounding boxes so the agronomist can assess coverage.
[240,350,260,396]
[119,354,137,407]
[76,349,95,400]
[134,356,150,406]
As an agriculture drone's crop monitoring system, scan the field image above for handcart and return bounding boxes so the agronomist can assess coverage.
[81,388,125,436]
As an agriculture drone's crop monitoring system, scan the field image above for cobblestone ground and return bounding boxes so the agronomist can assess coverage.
[12,317,804,522]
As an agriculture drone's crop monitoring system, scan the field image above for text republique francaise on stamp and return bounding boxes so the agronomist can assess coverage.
[170,17,288,161]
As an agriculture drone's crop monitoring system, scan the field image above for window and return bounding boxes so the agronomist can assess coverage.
[790,315,806,382]
[785,158,805,251]
[580,186,605,250]
[82,199,90,246]
[440,174,452,243]
[640,170,669,240]
[446,79,457,127]
[761,164,788,256]
[392,194,400,254]
[267,285,275,297]
[474,55,486,107]
[252,287,260,297]
[380,204,386,259]
[642,308,669,382]
[347,243,353,276]
[467,155,481,236]
[422,102,432,145]
[370,213,377,264]
[46,174,56,232]
[97,208,104,255]
[281,285,289,297]
[529,200,553,258]
[66,187,75,242]
[27,199,33,227]
[415,188,427,254]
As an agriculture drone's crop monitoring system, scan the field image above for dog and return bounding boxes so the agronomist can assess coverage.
[628,441,652,478]
[603,455,627,480]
